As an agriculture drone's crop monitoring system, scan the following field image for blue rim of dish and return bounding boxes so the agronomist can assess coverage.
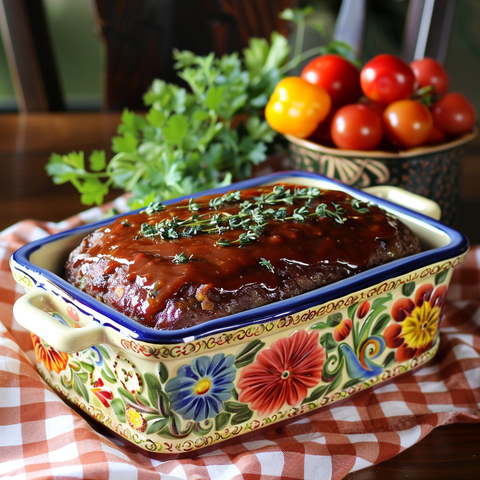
[11,171,470,344]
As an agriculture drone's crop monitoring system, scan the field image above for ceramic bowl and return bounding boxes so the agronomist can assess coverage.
[10,171,469,458]
[287,129,478,225]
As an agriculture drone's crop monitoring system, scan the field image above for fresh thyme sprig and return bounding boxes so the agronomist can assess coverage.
[138,185,369,247]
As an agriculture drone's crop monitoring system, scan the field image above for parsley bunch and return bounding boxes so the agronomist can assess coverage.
[46,7,355,209]
[46,34,290,209]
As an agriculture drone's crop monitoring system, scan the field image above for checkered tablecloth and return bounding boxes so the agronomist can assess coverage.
[1,202,479,480]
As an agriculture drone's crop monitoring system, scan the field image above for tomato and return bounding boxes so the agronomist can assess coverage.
[383,99,433,148]
[360,54,416,105]
[265,76,331,138]
[410,57,449,95]
[300,54,362,108]
[307,110,336,147]
[423,125,447,145]
[330,104,383,150]
[431,92,476,136]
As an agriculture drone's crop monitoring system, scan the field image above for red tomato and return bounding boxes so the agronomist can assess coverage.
[431,92,476,136]
[383,99,433,148]
[307,110,336,147]
[330,104,383,150]
[360,54,416,105]
[424,125,447,145]
[410,57,449,95]
[301,54,362,108]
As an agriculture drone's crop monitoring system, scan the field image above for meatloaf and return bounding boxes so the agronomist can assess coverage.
[64,184,421,330]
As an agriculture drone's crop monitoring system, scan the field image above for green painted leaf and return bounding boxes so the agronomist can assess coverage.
[146,417,169,435]
[371,293,393,310]
[158,391,171,417]
[80,361,94,374]
[371,313,392,337]
[327,313,343,327]
[215,412,231,431]
[117,387,136,404]
[73,372,89,401]
[301,384,328,405]
[320,332,337,352]
[158,363,169,384]
[435,270,449,285]
[135,391,151,408]
[347,303,359,321]
[101,363,117,384]
[327,371,343,393]
[97,344,111,361]
[76,371,89,383]
[383,351,397,368]
[60,375,72,390]
[342,378,360,390]
[223,401,246,414]
[234,339,265,368]
[310,322,328,330]
[111,398,126,423]
[144,372,163,408]
[402,282,416,297]
[231,407,254,425]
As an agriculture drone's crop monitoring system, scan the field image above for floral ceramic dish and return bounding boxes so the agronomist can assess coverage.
[10,171,469,458]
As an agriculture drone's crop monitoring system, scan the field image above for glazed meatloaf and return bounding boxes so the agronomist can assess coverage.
[65,184,421,330]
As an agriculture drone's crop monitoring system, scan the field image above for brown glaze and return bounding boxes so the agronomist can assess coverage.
[66,184,418,330]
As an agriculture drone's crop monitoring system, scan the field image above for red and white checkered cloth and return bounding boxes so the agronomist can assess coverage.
[1,202,479,480]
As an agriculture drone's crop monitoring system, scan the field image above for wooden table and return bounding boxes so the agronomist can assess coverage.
[1,112,479,478]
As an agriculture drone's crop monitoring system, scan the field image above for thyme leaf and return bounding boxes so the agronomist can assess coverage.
[139,186,367,246]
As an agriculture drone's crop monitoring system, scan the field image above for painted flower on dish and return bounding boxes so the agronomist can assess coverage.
[237,329,325,417]
[384,283,447,362]
[126,405,147,432]
[31,333,69,374]
[357,301,370,319]
[165,353,236,422]
[91,378,113,407]
[333,318,352,342]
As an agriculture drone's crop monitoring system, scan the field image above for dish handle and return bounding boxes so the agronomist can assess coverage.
[13,287,106,353]
[362,185,442,220]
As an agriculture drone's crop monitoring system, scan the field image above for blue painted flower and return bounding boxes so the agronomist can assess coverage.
[165,353,236,422]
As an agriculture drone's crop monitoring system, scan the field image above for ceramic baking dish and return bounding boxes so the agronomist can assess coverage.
[10,171,469,458]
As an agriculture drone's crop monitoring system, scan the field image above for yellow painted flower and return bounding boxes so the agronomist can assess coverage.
[385,283,447,362]
[400,301,439,350]
[125,405,147,432]
[31,333,69,374]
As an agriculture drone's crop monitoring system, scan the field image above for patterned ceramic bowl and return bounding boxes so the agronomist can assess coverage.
[287,129,477,225]
[10,171,469,458]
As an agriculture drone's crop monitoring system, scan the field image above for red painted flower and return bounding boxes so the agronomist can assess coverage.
[237,330,325,417]
[384,283,447,362]
[333,318,352,342]
[91,378,113,407]
[357,301,370,319]
[31,333,69,374]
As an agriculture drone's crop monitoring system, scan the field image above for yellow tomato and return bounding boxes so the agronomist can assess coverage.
[265,77,331,138]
